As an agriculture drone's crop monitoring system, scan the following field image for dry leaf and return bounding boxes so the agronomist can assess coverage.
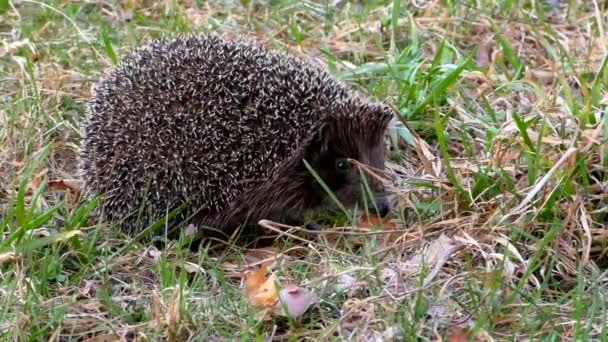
[243,265,268,298]
[358,214,401,245]
[248,274,279,308]
[448,329,471,342]
[382,234,461,288]
[0,252,17,264]
[243,266,315,318]
[358,214,397,230]
[48,178,82,193]
[244,266,279,308]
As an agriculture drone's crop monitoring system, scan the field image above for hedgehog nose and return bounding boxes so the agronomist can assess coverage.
[373,196,392,218]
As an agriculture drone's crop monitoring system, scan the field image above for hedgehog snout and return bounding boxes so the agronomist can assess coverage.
[371,192,392,218]
[359,169,392,217]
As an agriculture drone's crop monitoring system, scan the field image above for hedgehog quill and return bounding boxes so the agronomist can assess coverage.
[79,34,395,241]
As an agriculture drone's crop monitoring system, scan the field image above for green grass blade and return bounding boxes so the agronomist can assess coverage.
[0,0,9,14]
[101,30,119,66]
[412,52,473,116]
[13,145,50,228]
[512,112,536,153]
[434,110,466,197]
[19,230,83,255]
[303,159,349,217]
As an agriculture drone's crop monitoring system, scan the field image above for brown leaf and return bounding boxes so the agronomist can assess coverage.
[382,234,461,288]
[358,214,397,230]
[243,265,268,298]
[248,273,279,309]
[447,329,471,342]
[243,265,281,310]
[48,178,82,193]
[0,252,17,264]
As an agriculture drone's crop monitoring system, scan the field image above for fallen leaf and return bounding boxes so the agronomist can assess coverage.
[248,273,279,308]
[244,265,279,309]
[422,234,460,265]
[381,234,461,289]
[243,265,268,298]
[243,266,316,318]
[0,252,17,264]
[448,329,471,342]
[48,178,82,193]
[358,213,401,246]
[276,284,317,318]
[358,214,397,230]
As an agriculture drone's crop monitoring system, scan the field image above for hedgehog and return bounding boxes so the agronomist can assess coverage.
[79,34,395,241]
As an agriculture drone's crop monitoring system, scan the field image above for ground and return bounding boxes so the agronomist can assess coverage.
[1,0,607,341]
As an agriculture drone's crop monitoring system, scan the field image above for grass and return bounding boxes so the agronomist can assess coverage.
[1,0,607,340]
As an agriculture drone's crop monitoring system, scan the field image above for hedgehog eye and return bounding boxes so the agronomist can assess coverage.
[335,159,349,172]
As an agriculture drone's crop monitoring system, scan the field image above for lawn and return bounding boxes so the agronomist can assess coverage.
[1,0,607,341]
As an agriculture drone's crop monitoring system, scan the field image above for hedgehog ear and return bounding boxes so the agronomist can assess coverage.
[304,122,332,162]
[367,102,395,131]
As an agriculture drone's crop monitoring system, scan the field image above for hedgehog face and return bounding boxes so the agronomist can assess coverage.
[304,101,394,218]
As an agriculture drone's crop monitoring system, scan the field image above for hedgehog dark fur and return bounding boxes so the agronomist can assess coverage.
[79,34,394,240]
